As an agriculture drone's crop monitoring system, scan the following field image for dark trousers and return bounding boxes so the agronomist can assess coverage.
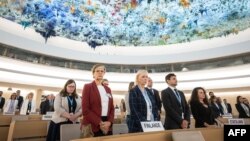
[46,120,72,141]
[126,115,131,132]
[93,116,113,137]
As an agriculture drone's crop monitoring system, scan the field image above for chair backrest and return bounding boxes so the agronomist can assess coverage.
[0,115,12,126]
[7,120,49,141]
[112,124,128,135]
[60,123,81,141]
[0,115,12,141]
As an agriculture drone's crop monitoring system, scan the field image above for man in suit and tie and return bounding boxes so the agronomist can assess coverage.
[161,73,190,130]
[16,90,23,110]
[147,77,162,120]
[223,99,232,114]
[40,94,55,115]
[0,91,5,110]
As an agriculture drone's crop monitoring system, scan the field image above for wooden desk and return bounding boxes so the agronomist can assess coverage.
[71,128,223,141]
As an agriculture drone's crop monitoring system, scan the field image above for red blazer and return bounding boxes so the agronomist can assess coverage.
[82,81,114,132]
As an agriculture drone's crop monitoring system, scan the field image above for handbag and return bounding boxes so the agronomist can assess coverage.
[80,124,94,138]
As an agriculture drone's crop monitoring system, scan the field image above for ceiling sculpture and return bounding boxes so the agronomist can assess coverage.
[0,0,250,48]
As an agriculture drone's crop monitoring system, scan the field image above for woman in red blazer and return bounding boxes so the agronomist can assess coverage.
[82,64,114,137]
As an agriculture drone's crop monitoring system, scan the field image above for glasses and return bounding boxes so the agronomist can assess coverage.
[67,85,75,88]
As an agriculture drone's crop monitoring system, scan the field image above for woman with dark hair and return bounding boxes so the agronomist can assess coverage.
[46,79,82,141]
[235,96,250,118]
[190,87,216,128]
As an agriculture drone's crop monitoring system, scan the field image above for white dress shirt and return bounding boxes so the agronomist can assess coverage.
[97,85,109,116]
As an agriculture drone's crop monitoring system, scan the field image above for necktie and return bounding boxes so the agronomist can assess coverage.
[151,89,154,95]
[174,89,181,104]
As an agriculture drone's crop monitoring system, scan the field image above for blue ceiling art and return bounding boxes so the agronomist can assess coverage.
[0,0,250,48]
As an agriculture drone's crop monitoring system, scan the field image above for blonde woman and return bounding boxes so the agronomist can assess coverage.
[4,92,18,113]
[20,92,36,115]
[128,70,158,133]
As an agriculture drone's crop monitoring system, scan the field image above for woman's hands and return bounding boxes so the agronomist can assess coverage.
[100,121,111,134]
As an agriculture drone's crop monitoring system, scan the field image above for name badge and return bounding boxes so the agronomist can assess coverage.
[140,121,164,132]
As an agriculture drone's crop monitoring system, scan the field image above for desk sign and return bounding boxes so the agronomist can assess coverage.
[223,113,233,118]
[224,125,250,141]
[229,119,245,125]
[141,121,164,132]
[46,112,54,115]
[3,112,15,115]
[29,112,39,115]
[42,115,52,120]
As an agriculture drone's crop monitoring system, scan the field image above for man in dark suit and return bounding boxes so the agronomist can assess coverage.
[40,94,55,115]
[16,90,23,110]
[161,73,190,130]
[223,99,232,114]
[210,96,223,118]
[147,77,162,120]
[0,91,5,110]
[216,97,224,115]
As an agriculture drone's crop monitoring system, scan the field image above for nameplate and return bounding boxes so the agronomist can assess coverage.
[29,112,39,115]
[42,115,52,120]
[140,121,164,132]
[228,119,245,125]
[3,112,15,115]
[223,113,233,118]
[46,112,54,115]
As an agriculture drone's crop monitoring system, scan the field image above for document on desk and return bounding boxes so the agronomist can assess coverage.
[172,131,205,141]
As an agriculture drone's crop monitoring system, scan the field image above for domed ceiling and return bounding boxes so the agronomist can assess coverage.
[0,0,249,48]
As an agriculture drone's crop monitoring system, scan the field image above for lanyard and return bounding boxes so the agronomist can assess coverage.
[28,101,31,109]
[144,91,152,109]
[67,96,74,112]
[140,89,152,110]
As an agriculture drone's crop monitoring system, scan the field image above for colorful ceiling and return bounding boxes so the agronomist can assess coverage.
[0,0,250,48]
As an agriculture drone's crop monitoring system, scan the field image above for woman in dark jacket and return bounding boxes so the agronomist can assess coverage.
[190,87,216,128]
[235,96,250,118]
[128,70,158,133]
